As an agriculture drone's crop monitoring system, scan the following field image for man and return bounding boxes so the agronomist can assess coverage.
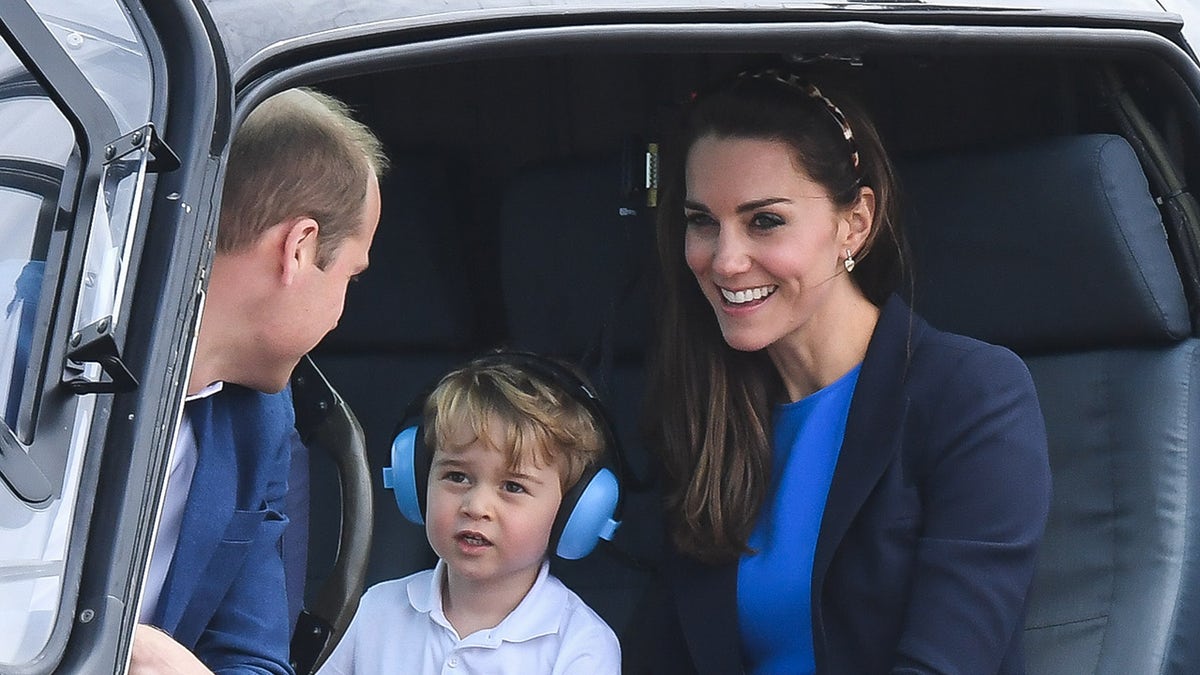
[130,88,386,674]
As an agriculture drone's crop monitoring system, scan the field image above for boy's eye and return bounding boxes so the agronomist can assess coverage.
[441,471,468,484]
[502,481,527,495]
[750,212,785,230]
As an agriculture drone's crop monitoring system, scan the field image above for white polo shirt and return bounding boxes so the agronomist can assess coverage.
[317,559,620,674]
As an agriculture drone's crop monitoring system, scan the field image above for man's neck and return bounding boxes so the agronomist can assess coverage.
[187,330,232,396]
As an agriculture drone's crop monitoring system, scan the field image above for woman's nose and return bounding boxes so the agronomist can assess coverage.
[712,227,752,276]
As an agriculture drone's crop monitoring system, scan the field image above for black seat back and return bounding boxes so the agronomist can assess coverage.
[314,153,478,588]
[498,151,660,633]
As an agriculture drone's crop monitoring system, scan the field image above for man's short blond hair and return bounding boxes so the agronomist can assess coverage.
[218,87,388,267]
[424,358,606,491]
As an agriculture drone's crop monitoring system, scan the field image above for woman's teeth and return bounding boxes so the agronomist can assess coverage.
[721,285,777,304]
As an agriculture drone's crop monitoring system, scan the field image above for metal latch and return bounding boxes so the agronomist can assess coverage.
[104,123,180,173]
[645,142,659,208]
[65,316,138,394]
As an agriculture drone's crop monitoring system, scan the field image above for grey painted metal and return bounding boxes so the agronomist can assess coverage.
[203,0,1180,84]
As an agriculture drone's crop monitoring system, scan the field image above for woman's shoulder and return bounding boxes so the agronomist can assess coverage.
[915,319,1024,370]
[893,303,1037,402]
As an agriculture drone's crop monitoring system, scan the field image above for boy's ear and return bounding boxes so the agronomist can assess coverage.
[279,217,320,285]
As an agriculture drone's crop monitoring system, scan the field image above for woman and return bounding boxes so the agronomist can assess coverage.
[625,68,1052,674]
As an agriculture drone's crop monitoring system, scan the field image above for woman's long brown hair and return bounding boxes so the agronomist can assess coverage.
[647,70,904,563]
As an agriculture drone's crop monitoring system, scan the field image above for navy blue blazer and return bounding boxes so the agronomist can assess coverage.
[625,296,1052,674]
[153,385,297,675]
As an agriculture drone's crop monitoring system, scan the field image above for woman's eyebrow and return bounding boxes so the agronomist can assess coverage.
[683,197,793,213]
[735,197,791,213]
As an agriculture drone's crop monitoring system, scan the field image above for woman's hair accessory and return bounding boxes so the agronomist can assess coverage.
[843,248,857,273]
[737,68,862,174]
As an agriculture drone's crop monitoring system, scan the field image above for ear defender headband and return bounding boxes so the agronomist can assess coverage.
[382,352,623,560]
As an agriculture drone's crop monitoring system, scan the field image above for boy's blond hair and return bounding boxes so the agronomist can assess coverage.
[424,358,605,491]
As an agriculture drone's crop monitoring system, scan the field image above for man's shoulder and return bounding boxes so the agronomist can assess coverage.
[215,382,293,409]
[214,384,296,435]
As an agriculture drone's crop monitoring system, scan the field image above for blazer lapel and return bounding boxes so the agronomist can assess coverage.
[155,395,237,634]
[812,296,922,599]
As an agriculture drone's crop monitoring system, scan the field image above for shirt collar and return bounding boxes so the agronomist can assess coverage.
[185,380,224,402]
[407,558,566,645]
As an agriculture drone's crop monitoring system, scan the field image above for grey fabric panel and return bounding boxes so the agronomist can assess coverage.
[1024,340,1200,674]
[1025,616,1106,675]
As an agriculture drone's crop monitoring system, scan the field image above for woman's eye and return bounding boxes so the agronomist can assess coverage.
[684,211,716,228]
[502,481,527,494]
[750,212,785,230]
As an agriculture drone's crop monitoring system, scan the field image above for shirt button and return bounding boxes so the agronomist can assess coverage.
[448,657,458,668]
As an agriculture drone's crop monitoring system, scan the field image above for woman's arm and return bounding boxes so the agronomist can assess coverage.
[893,344,1052,674]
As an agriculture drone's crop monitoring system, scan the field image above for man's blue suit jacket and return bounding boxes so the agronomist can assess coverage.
[153,385,297,675]
[625,295,1053,674]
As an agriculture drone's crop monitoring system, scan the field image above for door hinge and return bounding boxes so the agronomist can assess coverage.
[103,123,180,173]
[65,316,138,394]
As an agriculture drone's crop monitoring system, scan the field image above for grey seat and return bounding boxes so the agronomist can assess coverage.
[902,134,1199,674]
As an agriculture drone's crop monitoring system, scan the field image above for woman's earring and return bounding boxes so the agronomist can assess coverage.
[843,249,857,273]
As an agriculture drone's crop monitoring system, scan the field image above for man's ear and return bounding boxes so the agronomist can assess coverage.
[841,186,876,255]
[280,217,320,285]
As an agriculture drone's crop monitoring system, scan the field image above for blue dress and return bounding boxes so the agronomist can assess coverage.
[737,365,861,675]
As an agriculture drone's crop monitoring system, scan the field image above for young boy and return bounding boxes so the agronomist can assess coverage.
[317,355,621,674]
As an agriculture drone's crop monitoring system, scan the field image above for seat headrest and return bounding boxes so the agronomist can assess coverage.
[499,154,654,358]
[903,134,1189,353]
[321,154,475,352]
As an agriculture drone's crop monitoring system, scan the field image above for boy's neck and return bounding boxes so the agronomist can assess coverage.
[441,561,544,639]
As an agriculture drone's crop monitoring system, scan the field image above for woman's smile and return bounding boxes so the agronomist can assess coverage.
[719,284,778,306]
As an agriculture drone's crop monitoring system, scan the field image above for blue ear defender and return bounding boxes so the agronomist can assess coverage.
[382,352,623,560]
[552,464,621,560]
[382,426,424,525]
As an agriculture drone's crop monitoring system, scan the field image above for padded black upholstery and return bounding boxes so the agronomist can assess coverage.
[498,153,661,634]
[499,153,653,359]
[498,152,657,481]
[312,154,478,589]
[904,134,1189,352]
[902,134,1200,674]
